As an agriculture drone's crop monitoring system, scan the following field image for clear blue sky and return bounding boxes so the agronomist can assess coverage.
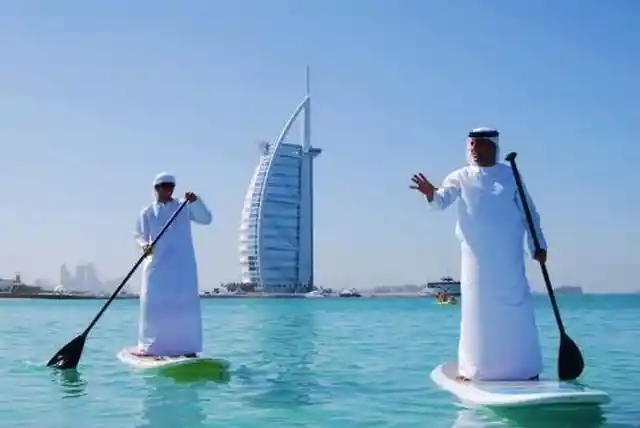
[1,1,638,292]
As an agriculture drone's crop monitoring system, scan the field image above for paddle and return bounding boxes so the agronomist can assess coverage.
[46,199,190,370]
[505,152,585,381]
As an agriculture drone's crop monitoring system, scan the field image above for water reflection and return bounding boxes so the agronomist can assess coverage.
[159,360,232,384]
[247,301,325,408]
[452,405,612,428]
[137,375,207,428]
[51,368,87,398]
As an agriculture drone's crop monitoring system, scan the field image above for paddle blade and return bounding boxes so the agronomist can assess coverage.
[558,332,584,381]
[46,334,87,370]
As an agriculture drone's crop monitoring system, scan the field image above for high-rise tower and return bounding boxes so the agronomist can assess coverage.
[238,67,321,293]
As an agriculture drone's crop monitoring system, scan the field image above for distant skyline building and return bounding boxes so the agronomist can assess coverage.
[239,67,321,293]
[59,262,110,292]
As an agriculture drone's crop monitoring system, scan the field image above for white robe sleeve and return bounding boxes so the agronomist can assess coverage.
[427,171,461,211]
[134,209,150,249]
[514,180,548,257]
[188,198,213,225]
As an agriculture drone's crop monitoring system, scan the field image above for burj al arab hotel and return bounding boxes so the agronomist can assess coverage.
[238,68,321,293]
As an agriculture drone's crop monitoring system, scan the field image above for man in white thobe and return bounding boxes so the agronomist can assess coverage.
[133,172,212,357]
[411,128,547,382]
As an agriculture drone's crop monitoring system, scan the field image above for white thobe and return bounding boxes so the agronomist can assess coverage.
[134,198,212,356]
[428,163,546,381]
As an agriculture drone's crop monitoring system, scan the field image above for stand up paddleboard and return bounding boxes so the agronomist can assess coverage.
[431,362,609,408]
[117,347,231,382]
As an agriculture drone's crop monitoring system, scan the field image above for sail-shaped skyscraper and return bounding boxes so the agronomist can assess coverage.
[238,68,321,293]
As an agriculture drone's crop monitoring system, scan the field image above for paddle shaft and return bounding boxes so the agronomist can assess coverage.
[506,153,566,335]
[82,199,189,336]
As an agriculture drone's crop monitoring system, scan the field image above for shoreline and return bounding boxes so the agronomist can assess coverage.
[0,292,447,300]
[0,291,592,300]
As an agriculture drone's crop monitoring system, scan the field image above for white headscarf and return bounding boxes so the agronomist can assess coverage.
[467,127,500,165]
[153,172,176,187]
[152,172,176,203]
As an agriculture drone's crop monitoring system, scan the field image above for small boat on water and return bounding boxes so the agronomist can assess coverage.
[304,288,330,298]
[338,288,361,298]
[435,291,458,305]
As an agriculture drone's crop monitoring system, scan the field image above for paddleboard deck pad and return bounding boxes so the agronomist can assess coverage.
[430,362,609,408]
[117,347,230,381]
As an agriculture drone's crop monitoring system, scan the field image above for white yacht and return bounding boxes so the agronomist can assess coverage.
[304,289,326,298]
[425,276,461,296]
[338,288,361,298]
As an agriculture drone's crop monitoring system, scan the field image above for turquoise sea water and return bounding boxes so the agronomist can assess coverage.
[1,295,638,428]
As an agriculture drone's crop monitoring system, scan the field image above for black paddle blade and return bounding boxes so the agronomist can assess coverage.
[46,334,87,370]
[558,332,585,381]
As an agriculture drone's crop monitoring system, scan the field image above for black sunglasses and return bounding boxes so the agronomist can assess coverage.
[469,138,495,145]
[154,182,175,190]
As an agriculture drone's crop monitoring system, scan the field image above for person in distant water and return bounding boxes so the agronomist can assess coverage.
[133,172,212,358]
[410,128,547,382]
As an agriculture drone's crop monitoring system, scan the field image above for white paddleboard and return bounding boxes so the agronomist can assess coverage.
[431,361,610,408]
[117,347,230,371]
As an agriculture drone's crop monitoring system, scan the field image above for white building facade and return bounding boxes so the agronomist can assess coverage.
[239,70,321,293]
